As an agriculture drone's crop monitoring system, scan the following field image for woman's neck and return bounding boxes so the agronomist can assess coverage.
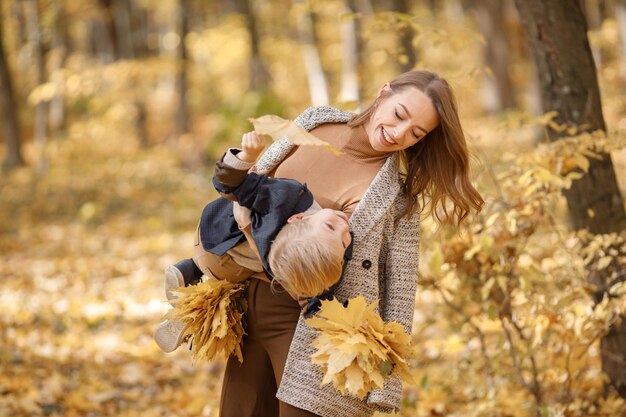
[340,124,389,164]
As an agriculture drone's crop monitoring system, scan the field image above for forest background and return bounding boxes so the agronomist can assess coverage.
[1,0,626,416]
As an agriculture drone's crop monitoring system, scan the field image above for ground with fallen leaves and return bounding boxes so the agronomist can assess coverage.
[0,134,227,417]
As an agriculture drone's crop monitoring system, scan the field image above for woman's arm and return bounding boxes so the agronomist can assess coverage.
[254,106,354,173]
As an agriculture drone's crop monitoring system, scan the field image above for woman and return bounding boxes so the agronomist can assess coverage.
[219,70,484,417]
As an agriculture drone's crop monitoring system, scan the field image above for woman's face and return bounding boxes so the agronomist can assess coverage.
[365,86,440,152]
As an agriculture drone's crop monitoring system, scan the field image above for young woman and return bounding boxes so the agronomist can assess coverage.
[219,70,484,417]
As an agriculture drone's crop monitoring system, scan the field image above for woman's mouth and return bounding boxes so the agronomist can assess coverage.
[380,128,397,146]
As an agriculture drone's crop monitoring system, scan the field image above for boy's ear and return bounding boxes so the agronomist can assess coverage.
[287,213,306,223]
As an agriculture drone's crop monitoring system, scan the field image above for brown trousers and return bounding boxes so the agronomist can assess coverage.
[219,280,320,417]
[193,227,319,416]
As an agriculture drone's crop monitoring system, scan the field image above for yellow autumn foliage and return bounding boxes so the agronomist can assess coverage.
[166,278,247,363]
[305,296,415,399]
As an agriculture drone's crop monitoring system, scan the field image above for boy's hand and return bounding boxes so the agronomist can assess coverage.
[238,131,266,163]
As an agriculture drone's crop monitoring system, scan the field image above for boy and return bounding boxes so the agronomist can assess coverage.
[154,131,352,352]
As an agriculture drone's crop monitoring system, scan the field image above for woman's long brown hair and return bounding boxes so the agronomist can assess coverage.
[348,70,484,226]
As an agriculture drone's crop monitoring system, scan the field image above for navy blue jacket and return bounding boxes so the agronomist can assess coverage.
[198,151,352,313]
[199,153,315,277]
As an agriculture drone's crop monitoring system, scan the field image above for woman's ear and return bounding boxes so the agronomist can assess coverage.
[287,213,306,223]
[376,82,392,98]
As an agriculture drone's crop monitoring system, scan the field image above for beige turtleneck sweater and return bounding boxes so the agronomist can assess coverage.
[272,123,389,217]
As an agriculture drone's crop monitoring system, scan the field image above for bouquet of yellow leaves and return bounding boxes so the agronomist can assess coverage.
[305,296,415,399]
[165,278,247,363]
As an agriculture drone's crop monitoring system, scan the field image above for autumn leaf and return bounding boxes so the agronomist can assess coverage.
[166,278,248,363]
[306,296,416,399]
[249,115,343,155]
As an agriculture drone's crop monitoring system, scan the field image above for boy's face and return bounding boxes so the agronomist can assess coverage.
[296,209,352,254]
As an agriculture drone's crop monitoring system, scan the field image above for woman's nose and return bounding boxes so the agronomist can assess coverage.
[394,123,410,138]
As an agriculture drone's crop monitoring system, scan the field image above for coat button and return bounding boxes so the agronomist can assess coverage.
[361,260,372,270]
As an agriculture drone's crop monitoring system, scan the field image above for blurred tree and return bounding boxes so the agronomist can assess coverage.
[583,0,605,68]
[114,0,135,58]
[26,0,49,171]
[48,0,68,133]
[176,0,190,136]
[392,0,416,73]
[294,0,329,106]
[472,0,515,112]
[514,0,626,399]
[88,0,117,62]
[0,0,25,171]
[617,0,626,78]
[128,0,150,57]
[240,0,271,90]
[95,0,119,61]
[339,0,361,107]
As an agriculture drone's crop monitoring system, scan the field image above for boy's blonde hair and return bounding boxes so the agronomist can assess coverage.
[268,218,344,300]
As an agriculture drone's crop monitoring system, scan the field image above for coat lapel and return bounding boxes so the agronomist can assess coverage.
[349,153,401,244]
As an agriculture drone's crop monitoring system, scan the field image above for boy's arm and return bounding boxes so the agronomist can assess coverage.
[214,131,266,189]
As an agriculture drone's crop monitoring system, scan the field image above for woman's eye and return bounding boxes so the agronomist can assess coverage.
[326,223,335,231]
[413,132,421,139]
[394,110,401,120]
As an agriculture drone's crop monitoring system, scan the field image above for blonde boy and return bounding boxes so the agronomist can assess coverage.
[155,132,352,352]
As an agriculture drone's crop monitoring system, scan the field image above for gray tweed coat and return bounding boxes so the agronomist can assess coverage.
[255,106,420,417]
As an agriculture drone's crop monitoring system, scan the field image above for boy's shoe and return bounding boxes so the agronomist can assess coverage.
[154,319,188,352]
[165,260,203,300]
[165,265,186,301]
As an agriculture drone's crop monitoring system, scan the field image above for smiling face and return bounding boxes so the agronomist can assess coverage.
[364,86,440,153]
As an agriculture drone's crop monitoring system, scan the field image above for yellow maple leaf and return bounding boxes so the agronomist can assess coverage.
[167,278,247,363]
[306,296,416,399]
[250,115,343,155]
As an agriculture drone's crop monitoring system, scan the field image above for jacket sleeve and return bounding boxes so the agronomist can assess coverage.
[367,196,420,410]
[214,148,256,189]
[212,172,271,213]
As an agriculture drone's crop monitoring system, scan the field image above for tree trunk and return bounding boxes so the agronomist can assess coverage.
[26,0,49,171]
[294,0,329,106]
[128,0,149,57]
[49,0,68,133]
[514,0,626,399]
[583,0,603,68]
[113,0,135,59]
[176,0,190,136]
[339,0,361,107]
[97,0,120,61]
[392,0,416,73]
[473,0,516,112]
[240,0,271,90]
[617,0,626,79]
[0,3,25,171]
[88,0,116,62]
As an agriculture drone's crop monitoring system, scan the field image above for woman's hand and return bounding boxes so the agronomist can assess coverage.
[238,131,266,163]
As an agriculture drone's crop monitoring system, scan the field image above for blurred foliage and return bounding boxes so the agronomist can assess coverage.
[415,122,626,417]
[1,0,626,416]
